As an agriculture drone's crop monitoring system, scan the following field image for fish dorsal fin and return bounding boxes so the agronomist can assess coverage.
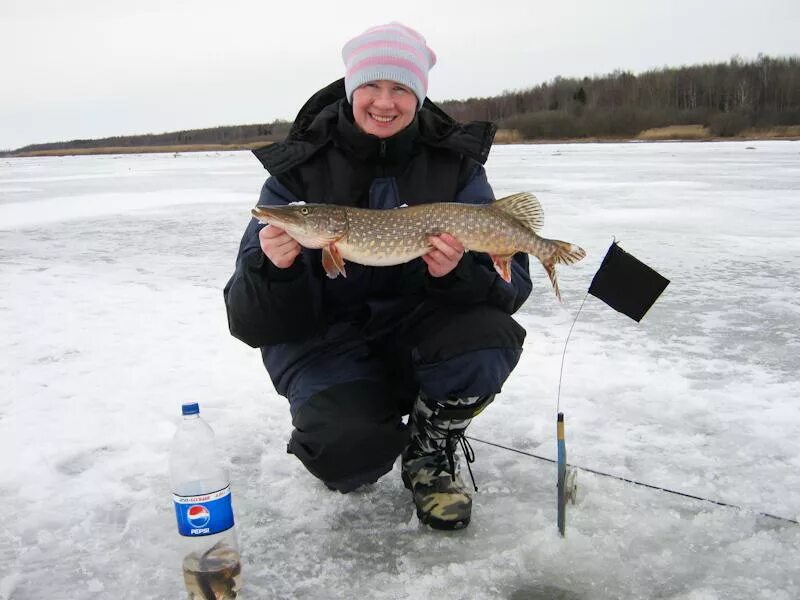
[492,192,544,233]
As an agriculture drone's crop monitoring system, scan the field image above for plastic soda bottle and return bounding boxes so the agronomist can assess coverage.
[170,402,241,599]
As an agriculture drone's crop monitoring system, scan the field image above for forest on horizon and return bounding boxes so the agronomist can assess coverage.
[8,54,800,156]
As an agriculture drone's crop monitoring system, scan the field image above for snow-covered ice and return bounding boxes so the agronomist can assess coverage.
[1,141,799,599]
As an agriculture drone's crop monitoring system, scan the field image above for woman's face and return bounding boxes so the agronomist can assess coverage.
[352,80,417,138]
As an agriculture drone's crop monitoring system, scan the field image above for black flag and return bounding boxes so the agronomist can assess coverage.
[588,242,669,322]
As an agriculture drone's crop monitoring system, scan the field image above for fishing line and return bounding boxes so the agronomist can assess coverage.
[556,290,589,414]
[466,435,799,526]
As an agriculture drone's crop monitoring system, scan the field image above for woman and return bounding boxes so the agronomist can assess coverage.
[224,23,532,530]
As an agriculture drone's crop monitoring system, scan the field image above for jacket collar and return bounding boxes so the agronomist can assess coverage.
[334,101,419,166]
[253,78,496,175]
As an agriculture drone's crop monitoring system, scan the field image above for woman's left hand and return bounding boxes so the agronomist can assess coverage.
[423,233,465,278]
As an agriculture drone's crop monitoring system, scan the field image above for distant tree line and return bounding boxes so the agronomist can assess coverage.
[13,121,293,154]
[440,55,800,138]
[10,55,800,154]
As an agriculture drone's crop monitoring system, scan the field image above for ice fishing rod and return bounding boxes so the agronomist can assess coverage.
[552,292,588,536]
[464,434,799,526]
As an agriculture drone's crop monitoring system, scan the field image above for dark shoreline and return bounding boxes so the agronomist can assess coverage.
[5,135,798,159]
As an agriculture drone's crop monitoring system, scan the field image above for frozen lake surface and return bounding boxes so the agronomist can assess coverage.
[1,141,799,599]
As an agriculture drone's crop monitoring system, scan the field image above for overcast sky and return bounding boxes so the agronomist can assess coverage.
[2,0,799,150]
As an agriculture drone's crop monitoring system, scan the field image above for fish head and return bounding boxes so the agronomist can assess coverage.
[251,204,348,248]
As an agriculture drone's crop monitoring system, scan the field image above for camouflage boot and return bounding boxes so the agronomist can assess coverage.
[402,393,495,530]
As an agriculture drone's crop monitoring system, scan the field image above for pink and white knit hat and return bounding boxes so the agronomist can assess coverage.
[342,22,437,109]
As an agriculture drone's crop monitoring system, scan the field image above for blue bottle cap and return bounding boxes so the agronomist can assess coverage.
[181,402,200,416]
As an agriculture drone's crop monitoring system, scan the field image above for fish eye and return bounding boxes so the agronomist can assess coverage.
[300,207,309,215]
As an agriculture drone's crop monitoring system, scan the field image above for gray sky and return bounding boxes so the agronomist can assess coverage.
[2,0,798,150]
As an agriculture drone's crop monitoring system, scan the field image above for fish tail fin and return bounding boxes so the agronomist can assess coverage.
[539,240,586,302]
[550,239,587,266]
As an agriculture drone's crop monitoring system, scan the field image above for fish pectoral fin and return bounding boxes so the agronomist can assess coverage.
[322,244,346,279]
[490,254,514,283]
[532,238,585,302]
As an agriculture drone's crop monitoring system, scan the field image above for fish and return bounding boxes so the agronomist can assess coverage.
[251,192,586,300]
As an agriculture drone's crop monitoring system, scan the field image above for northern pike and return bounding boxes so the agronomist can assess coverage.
[251,192,586,300]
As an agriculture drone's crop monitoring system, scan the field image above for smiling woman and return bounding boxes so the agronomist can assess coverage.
[225,21,532,532]
[351,81,418,138]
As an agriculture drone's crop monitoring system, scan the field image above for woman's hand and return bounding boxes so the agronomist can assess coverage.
[259,224,301,269]
[423,233,465,278]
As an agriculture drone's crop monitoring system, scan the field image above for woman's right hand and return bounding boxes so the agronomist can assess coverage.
[259,224,301,269]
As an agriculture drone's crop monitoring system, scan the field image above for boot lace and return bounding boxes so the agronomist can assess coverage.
[445,431,478,492]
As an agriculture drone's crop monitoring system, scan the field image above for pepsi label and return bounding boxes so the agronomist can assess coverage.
[173,485,235,537]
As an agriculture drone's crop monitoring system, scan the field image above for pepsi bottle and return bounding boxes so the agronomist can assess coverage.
[170,402,241,599]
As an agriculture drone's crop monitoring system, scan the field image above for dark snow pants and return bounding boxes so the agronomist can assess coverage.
[267,304,526,492]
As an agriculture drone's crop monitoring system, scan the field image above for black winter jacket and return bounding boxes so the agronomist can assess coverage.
[223,79,532,348]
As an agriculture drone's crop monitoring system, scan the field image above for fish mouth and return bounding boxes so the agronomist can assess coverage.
[251,205,301,228]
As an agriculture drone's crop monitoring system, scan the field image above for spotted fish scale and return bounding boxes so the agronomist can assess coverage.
[251,192,586,301]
